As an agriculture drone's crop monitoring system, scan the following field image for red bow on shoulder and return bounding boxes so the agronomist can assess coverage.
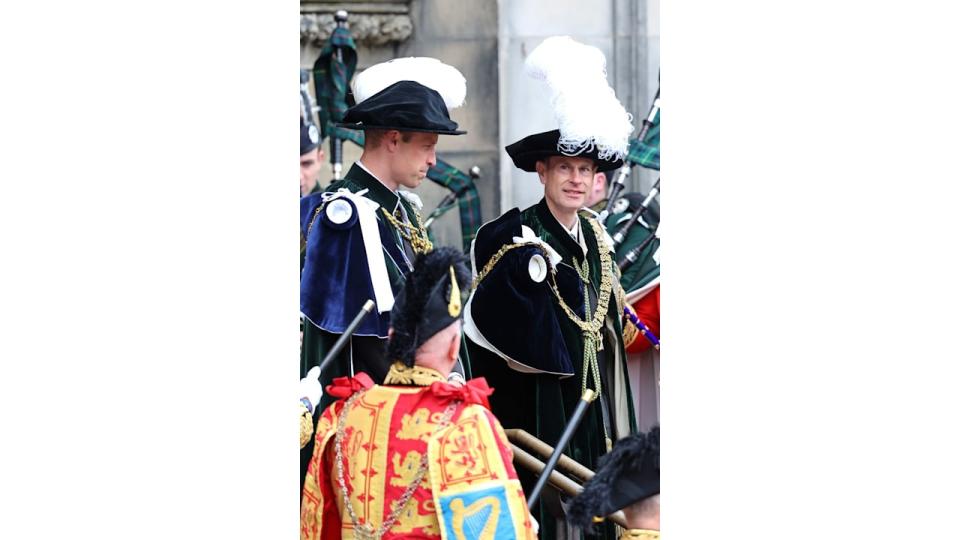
[429,377,494,408]
[326,372,375,399]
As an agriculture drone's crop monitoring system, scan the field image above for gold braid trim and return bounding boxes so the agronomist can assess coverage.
[305,205,323,240]
[380,207,433,255]
[474,243,537,287]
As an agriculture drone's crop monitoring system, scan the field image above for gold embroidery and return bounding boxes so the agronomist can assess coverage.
[384,362,447,386]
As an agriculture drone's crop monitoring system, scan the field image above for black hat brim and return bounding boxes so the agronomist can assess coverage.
[336,122,466,136]
[506,129,624,172]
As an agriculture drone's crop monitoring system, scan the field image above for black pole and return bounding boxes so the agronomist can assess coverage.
[318,299,375,373]
[527,389,596,509]
[636,87,660,143]
[329,10,348,181]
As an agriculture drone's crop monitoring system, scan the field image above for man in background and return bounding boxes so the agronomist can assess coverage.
[300,120,324,197]
[586,170,610,213]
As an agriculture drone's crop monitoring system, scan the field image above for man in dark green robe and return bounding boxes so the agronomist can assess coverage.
[300,60,469,491]
[465,130,638,540]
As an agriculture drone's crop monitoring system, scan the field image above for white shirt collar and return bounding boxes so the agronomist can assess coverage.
[552,210,588,256]
[356,160,401,210]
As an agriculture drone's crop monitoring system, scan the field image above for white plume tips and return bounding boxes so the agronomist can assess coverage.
[352,57,467,110]
[525,36,633,161]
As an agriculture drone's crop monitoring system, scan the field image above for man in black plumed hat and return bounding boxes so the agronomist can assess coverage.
[463,36,638,540]
[300,119,325,197]
[299,57,469,488]
[568,426,660,539]
[300,248,537,539]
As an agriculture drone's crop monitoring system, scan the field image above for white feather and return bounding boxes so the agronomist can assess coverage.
[352,57,467,109]
[525,36,633,160]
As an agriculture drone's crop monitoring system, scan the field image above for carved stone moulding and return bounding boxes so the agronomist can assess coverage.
[300,1,413,46]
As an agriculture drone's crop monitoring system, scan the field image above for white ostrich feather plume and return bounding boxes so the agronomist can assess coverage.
[525,36,633,160]
[351,57,467,109]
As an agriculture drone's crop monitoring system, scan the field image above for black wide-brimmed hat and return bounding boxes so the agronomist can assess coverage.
[338,80,466,135]
[300,120,320,155]
[505,129,624,173]
[387,247,472,366]
[567,426,660,531]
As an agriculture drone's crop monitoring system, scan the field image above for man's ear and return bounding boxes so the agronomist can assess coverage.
[385,130,401,152]
[448,331,461,362]
[535,159,547,185]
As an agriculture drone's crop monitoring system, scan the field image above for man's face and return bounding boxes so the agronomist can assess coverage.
[586,170,607,208]
[391,131,438,189]
[300,148,322,197]
[536,155,598,215]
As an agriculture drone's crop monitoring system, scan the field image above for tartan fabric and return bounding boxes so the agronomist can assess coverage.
[627,110,660,170]
[425,160,482,252]
[312,26,357,140]
[331,127,482,252]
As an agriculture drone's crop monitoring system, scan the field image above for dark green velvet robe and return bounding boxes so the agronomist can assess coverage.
[467,198,637,540]
[299,163,418,491]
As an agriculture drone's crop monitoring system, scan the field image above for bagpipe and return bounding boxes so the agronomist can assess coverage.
[604,85,661,353]
[306,10,482,252]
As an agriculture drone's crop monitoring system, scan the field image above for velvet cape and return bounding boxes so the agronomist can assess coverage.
[466,198,637,540]
[300,163,422,493]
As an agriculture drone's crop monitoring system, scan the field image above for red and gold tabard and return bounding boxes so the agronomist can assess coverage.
[301,363,537,540]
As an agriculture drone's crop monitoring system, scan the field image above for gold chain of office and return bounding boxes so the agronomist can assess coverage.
[380,207,434,255]
[473,219,615,399]
[334,390,459,540]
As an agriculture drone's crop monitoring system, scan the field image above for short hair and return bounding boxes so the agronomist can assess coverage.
[364,129,414,149]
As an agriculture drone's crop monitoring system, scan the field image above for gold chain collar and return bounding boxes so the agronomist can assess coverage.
[472,218,615,418]
[380,207,433,255]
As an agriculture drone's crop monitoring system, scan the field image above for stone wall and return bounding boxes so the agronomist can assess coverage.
[300,0,659,246]
[300,0,500,250]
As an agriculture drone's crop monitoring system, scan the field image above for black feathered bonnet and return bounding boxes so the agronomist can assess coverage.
[386,247,472,366]
[567,426,660,531]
